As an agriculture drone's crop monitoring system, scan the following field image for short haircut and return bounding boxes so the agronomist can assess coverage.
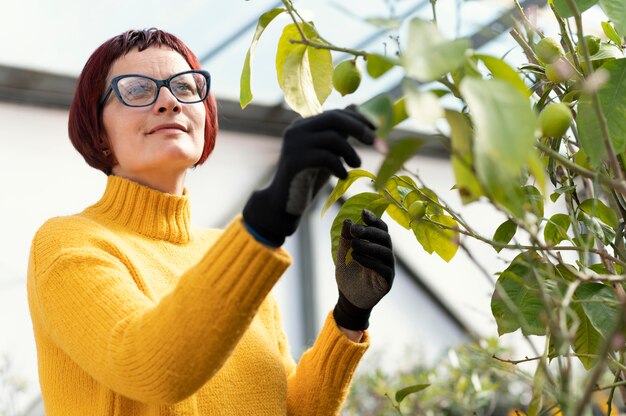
[68,28,218,174]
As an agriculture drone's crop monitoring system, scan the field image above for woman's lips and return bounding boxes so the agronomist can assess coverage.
[148,123,187,134]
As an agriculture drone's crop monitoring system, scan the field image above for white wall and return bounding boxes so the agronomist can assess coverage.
[0,100,494,414]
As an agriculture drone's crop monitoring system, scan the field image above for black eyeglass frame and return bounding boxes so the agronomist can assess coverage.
[98,69,211,109]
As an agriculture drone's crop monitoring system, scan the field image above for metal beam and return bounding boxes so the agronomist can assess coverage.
[0,65,76,108]
[386,0,548,98]
[198,1,283,65]
[0,65,448,158]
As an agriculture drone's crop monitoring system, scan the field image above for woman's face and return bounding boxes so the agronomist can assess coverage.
[101,46,206,183]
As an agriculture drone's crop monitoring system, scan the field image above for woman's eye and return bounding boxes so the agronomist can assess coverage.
[126,84,152,97]
[172,81,195,95]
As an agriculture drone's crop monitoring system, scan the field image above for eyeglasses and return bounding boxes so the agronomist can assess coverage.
[99,70,211,108]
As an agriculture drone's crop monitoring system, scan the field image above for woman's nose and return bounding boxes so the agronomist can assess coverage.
[154,86,181,113]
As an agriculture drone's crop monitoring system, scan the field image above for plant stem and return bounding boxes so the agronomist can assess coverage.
[536,142,626,196]
[510,28,541,67]
[281,0,308,42]
[513,0,542,40]
[288,38,369,57]
[549,2,581,71]
[606,368,620,414]
[423,217,626,268]
[565,0,624,183]
[430,0,437,24]
[574,292,626,416]
[280,0,369,58]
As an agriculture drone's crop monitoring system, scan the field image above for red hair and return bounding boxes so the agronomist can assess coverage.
[68,28,218,174]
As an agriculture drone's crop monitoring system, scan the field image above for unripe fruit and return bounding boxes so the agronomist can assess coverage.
[408,201,427,221]
[576,35,601,56]
[545,60,573,83]
[539,103,573,138]
[332,60,362,96]
[536,37,563,64]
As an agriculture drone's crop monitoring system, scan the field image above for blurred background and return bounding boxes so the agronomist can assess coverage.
[0,0,612,414]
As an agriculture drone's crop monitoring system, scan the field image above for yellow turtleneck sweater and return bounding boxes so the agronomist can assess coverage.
[27,175,369,416]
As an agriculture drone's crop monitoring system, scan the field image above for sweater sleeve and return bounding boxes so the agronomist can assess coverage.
[271,303,369,416]
[28,215,291,405]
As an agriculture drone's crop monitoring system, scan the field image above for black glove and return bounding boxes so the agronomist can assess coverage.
[243,108,376,246]
[334,209,395,331]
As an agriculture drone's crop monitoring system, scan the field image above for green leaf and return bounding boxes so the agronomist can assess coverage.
[276,23,333,117]
[579,198,619,228]
[522,185,544,218]
[404,81,445,124]
[577,59,626,167]
[544,213,571,245]
[240,8,286,109]
[358,94,394,138]
[321,169,376,216]
[553,0,599,18]
[600,0,626,38]
[446,110,483,204]
[391,97,409,127]
[493,220,517,253]
[381,178,411,229]
[375,138,425,190]
[527,362,545,416]
[460,78,537,217]
[490,252,548,336]
[578,212,616,245]
[527,152,547,197]
[395,383,430,403]
[412,215,459,262]
[403,18,471,82]
[550,185,576,203]
[555,263,579,282]
[587,42,623,62]
[366,53,398,78]
[572,303,603,369]
[331,193,389,263]
[576,283,619,338]
[572,233,595,249]
[364,17,402,30]
[474,54,530,98]
[602,21,623,45]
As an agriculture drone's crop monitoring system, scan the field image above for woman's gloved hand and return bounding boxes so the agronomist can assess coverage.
[334,209,395,331]
[243,108,376,246]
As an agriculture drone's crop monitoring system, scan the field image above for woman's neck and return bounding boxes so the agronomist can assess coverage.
[111,167,187,195]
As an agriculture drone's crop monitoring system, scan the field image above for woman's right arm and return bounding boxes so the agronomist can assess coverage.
[28,215,290,405]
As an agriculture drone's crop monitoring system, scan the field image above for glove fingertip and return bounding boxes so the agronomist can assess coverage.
[362,209,388,231]
[341,218,354,238]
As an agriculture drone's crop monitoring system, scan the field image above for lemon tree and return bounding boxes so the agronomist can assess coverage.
[241,0,626,414]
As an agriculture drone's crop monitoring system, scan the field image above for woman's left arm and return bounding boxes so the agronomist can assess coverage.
[275,210,395,416]
[272,304,369,416]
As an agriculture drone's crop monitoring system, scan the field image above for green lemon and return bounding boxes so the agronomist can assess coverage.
[539,103,573,138]
[545,62,572,84]
[408,201,427,221]
[332,60,362,96]
[576,35,601,56]
[535,37,563,64]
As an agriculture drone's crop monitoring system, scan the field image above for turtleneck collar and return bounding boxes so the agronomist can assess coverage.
[84,175,193,244]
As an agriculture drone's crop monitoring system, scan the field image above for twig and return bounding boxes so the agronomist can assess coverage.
[574,289,626,416]
[288,39,368,57]
[280,0,369,58]
[536,142,626,197]
[430,0,437,24]
[565,0,625,183]
[513,0,541,40]
[281,0,308,41]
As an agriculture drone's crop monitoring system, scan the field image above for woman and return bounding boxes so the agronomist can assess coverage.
[27,28,395,415]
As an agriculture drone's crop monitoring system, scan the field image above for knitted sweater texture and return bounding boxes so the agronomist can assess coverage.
[27,175,369,415]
